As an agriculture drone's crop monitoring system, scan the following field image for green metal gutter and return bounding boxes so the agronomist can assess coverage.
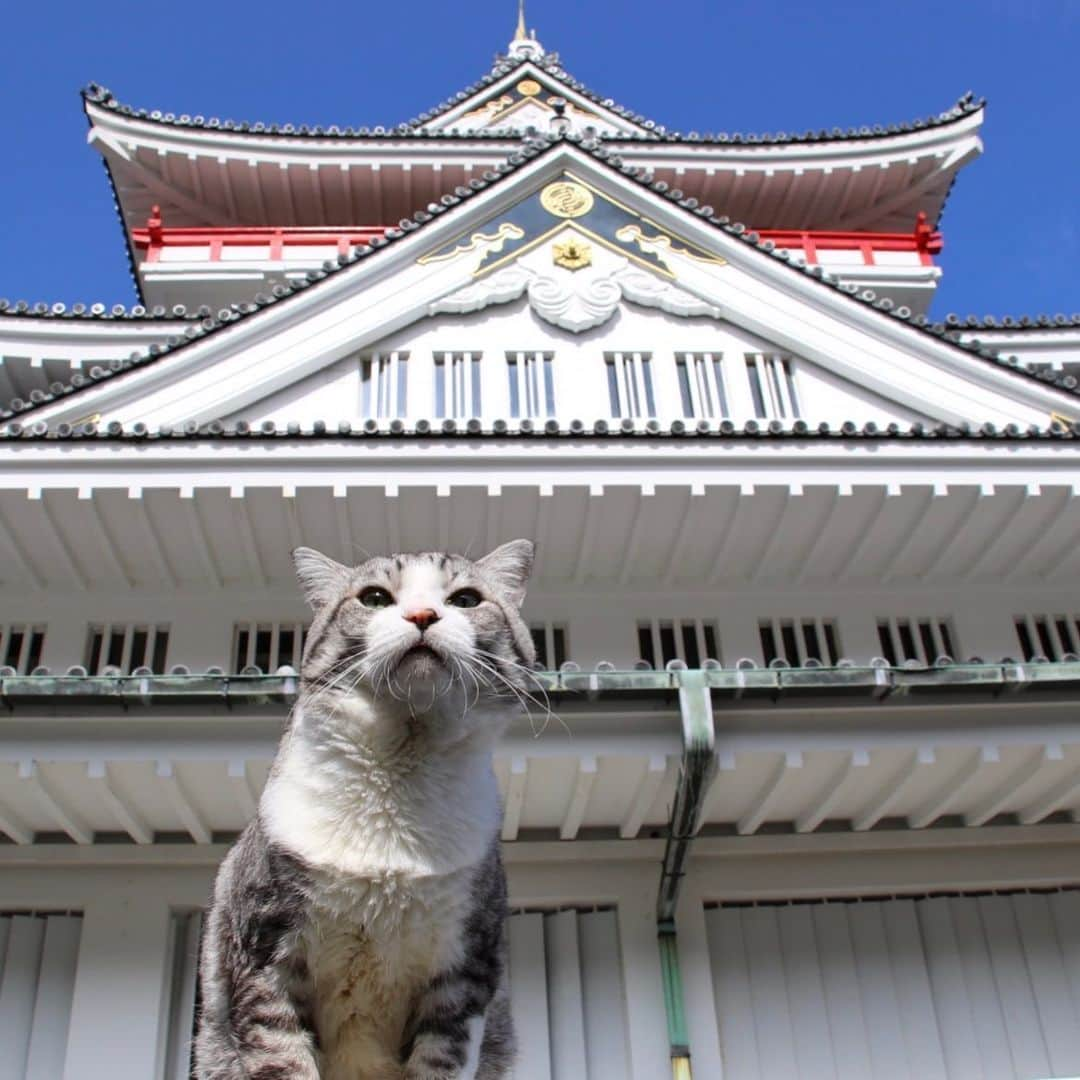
[3,660,1079,709]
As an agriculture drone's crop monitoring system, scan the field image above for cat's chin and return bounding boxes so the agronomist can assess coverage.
[394,644,448,684]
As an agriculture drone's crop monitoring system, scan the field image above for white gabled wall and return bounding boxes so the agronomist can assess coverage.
[226,301,929,427]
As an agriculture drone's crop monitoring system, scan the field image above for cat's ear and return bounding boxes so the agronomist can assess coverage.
[477,539,534,608]
[293,547,350,611]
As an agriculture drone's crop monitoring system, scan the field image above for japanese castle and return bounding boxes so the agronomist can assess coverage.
[2,13,1080,1080]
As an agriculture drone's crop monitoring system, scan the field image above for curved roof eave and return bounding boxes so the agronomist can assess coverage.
[83,79,985,153]
[4,130,1069,424]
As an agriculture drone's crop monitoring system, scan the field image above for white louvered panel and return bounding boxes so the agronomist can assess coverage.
[163,912,203,1080]
[506,351,555,420]
[707,892,1080,1079]
[578,910,631,1079]
[676,352,728,419]
[811,903,874,1079]
[848,901,918,1076]
[1011,893,1080,1074]
[23,916,82,1080]
[359,351,408,419]
[508,912,551,1080]
[738,907,800,1077]
[0,914,82,1080]
[544,910,588,1080]
[507,909,631,1080]
[775,904,835,1078]
[978,895,1051,1077]
[706,904,760,1075]
[434,351,482,419]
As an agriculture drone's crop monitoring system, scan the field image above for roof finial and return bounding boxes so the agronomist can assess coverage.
[507,0,544,58]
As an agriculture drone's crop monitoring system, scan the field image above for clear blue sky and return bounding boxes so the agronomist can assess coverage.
[2,0,1077,317]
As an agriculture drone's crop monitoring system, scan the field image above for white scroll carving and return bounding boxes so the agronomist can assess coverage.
[429,261,721,333]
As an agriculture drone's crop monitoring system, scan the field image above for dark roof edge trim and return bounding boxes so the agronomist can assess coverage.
[83,76,984,149]
[4,417,1080,442]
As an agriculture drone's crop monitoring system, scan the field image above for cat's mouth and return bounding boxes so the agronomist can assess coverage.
[395,643,446,676]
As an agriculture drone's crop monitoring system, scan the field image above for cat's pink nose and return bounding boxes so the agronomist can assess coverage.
[403,608,440,631]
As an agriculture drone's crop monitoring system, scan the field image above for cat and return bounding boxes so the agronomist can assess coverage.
[194,540,536,1080]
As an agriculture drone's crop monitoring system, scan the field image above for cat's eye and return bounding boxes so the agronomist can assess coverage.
[359,587,394,609]
[447,589,483,609]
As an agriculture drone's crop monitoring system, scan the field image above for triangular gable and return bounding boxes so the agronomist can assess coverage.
[15,141,1080,432]
[417,60,651,139]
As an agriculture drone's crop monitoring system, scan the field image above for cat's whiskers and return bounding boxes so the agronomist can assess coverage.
[460,652,550,738]
[472,647,567,738]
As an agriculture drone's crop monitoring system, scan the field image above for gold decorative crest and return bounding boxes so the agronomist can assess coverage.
[517,79,542,97]
[553,237,592,270]
[540,181,594,219]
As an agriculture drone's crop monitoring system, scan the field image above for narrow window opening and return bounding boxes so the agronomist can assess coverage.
[26,630,44,671]
[897,621,918,661]
[659,622,677,665]
[759,622,778,666]
[106,629,125,669]
[1015,618,1035,661]
[939,621,956,659]
[1036,618,1057,659]
[877,621,898,666]
[254,630,273,673]
[85,628,103,674]
[551,627,567,669]
[6,630,25,670]
[151,629,170,674]
[130,628,149,669]
[681,624,701,668]
[780,621,800,665]
[637,624,655,667]
[917,621,937,662]
[703,624,719,661]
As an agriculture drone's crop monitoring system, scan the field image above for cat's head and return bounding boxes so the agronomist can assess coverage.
[292,541,536,727]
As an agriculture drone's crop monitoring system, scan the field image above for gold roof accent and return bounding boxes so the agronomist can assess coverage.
[514,0,528,42]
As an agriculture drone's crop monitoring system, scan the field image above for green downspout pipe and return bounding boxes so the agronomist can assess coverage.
[656,670,716,1080]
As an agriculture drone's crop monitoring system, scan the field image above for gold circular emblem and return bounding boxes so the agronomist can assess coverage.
[517,79,542,97]
[540,181,594,219]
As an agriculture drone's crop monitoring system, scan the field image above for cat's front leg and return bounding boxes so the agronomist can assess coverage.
[195,958,321,1080]
[403,1007,486,1080]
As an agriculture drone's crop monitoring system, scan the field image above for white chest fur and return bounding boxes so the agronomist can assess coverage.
[260,703,500,1076]
[304,867,475,1078]
[261,701,501,878]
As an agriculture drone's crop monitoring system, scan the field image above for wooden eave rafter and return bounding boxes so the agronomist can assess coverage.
[87,98,983,240]
[1,443,1080,590]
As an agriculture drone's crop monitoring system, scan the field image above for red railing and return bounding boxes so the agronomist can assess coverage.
[132,207,941,267]
[133,208,388,264]
[756,213,942,267]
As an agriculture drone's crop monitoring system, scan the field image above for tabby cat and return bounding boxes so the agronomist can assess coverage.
[195,541,536,1080]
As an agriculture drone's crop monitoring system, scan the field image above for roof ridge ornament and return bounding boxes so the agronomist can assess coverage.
[508,0,545,60]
